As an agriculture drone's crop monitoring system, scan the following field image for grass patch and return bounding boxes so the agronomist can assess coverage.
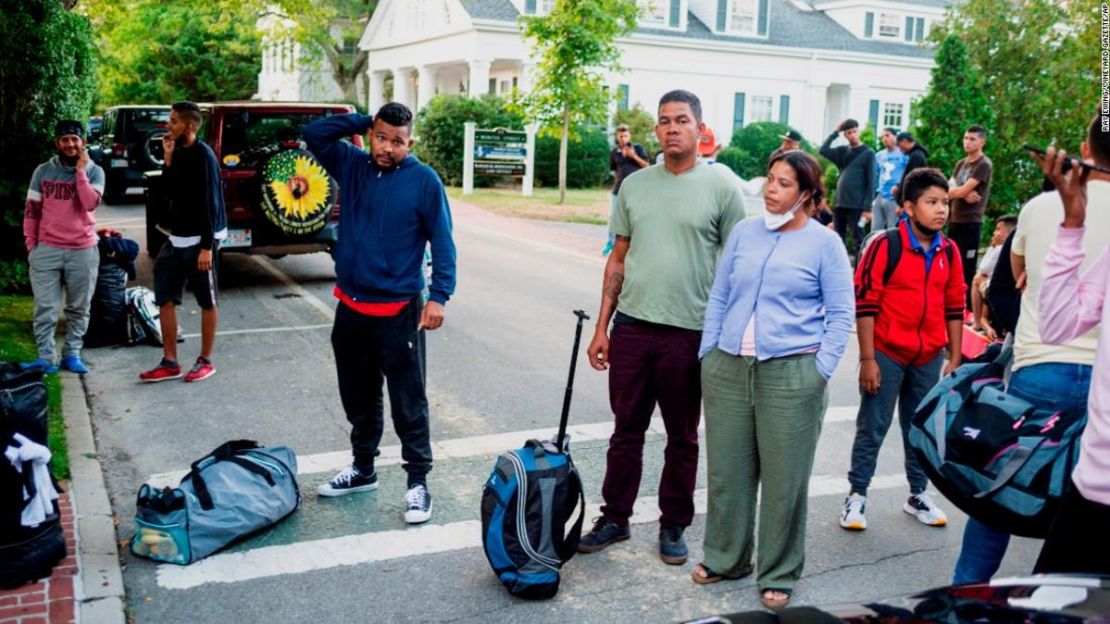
[0,295,69,480]
[447,186,610,225]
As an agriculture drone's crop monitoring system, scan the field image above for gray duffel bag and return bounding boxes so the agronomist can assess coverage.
[130,440,300,564]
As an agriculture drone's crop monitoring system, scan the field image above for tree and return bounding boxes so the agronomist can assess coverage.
[254,0,378,106]
[413,94,524,186]
[911,35,994,184]
[0,0,97,292]
[918,0,1099,218]
[82,0,261,106]
[519,0,638,204]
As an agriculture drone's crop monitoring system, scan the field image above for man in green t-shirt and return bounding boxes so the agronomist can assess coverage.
[578,89,746,566]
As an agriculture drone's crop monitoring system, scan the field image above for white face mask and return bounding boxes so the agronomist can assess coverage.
[763,194,807,231]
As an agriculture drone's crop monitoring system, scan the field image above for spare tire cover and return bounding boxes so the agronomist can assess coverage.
[260,149,336,235]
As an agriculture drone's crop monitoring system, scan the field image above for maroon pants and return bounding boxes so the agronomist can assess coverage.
[600,321,702,527]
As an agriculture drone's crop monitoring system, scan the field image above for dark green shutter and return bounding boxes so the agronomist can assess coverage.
[864,12,873,37]
[779,95,790,124]
[526,0,536,13]
[618,84,630,111]
[904,16,914,41]
[916,18,925,41]
[717,0,727,31]
[868,99,880,132]
[758,0,769,35]
[670,0,681,27]
[733,92,745,131]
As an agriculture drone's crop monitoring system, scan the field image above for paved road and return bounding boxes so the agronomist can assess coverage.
[83,197,1043,623]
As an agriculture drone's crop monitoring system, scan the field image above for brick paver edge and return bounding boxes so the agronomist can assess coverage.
[60,372,126,624]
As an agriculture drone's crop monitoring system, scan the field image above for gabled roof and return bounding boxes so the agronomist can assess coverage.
[458,0,939,58]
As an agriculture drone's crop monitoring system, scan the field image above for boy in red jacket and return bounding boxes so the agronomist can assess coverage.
[839,168,965,531]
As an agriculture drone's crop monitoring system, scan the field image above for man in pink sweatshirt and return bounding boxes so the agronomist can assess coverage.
[22,120,105,374]
[1032,138,1110,575]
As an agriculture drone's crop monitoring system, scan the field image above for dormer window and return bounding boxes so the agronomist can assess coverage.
[864,11,927,43]
[524,0,556,14]
[718,0,768,37]
[640,0,668,26]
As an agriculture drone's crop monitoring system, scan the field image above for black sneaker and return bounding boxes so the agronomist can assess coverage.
[404,484,433,524]
[317,466,378,497]
[577,516,630,553]
[659,524,688,565]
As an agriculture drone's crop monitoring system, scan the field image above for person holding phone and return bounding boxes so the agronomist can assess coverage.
[820,119,876,255]
[22,120,105,374]
[603,124,648,256]
[695,150,853,610]
[1028,137,1110,575]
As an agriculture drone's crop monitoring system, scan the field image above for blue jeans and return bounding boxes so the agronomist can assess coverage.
[952,362,1092,584]
[848,350,941,496]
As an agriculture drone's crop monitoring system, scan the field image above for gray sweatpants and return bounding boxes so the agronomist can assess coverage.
[29,244,99,363]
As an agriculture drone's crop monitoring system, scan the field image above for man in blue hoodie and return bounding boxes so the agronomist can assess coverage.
[303,102,457,525]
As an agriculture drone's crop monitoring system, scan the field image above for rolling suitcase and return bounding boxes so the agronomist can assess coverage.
[480,310,589,599]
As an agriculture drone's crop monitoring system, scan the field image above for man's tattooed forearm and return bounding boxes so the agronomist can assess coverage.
[604,273,624,300]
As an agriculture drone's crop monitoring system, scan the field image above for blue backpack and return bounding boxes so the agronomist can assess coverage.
[480,311,588,599]
[909,343,1086,538]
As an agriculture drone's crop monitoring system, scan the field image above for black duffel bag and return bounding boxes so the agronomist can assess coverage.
[0,363,66,588]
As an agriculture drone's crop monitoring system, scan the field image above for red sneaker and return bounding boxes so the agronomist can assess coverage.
[139,360,182,383]
[184,358,216,383]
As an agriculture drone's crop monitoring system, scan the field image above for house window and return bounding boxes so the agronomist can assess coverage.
[882,103,904,129]
[540,0,556,13]
[639,0,668,26]
[750,96,773,123]
[500,79,510,93]
[729,0,757,34]
[878,13,900,38]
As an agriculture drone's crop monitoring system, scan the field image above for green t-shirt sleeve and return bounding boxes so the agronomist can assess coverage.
[718,184,747,243]
[611,184,632,237]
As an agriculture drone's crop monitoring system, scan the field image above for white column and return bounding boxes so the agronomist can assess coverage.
[417,65,437,111]
[463,122,476,196]
[523,125,537,197]
[392,67,413,108]
[801,82,829,142]
[519,61,537,94]
[467,59,491,98]
[368,70,387,113]
[849,82,871,130]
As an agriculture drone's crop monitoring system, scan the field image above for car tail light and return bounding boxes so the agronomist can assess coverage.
[112,143,127,157]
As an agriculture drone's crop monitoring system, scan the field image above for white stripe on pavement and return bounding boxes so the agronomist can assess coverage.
[180,323,332,339]
[251,256,337,321]
[147,406,859,488]
[156,471,905,590]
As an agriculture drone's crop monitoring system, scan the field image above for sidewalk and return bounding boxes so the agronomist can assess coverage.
[0,374,125,624]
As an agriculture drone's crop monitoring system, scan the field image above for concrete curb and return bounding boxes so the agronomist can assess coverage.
[61,372,126,624]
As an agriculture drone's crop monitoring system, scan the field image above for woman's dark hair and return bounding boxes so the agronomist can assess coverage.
[767,150,825,209]
[901,167,949,205]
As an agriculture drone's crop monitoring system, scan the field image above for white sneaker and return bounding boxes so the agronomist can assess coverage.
[904,492,948,527]
[839,493,868,530]
[403,484,433,524]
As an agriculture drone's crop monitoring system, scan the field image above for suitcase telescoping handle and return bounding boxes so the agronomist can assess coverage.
[556,310,591,452]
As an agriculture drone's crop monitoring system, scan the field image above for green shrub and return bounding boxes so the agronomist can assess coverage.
[534,126,611,188]
[413,93,524,186]
[726,122,819,179]
[715,147,753,179]
[612,104,658,155]
[0,1,97,293]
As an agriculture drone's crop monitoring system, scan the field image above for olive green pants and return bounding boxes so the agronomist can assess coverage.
[700,349,828,591]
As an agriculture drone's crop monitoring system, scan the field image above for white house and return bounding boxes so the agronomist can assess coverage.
[358,0,952,144]
[257,12,369,104]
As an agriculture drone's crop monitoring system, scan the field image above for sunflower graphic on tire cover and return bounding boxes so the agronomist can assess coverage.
[261,149,336,235]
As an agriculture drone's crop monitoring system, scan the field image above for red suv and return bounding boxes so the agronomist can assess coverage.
[144,102,364,257]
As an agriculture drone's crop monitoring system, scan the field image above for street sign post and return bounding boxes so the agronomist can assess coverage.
[462,122,536,197]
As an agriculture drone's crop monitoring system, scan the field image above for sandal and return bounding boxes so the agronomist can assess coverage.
[760,587,792,610]
[690,562,753,585]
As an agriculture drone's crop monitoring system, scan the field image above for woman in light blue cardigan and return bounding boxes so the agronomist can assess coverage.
[691,150,855,609]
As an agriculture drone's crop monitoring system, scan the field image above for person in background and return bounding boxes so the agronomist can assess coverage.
[1029,143,1110,576]
[872,127,908,231]
[820,119,876,255]
[840,168,964,533]
[892,132,928,209]
[22,120,104,374]
[579,90,745,568]
[952,116,1110,583]
[970,215,1017,336]
[695,150,852,611]
[947,125,993,309]
[603,124,648,256]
